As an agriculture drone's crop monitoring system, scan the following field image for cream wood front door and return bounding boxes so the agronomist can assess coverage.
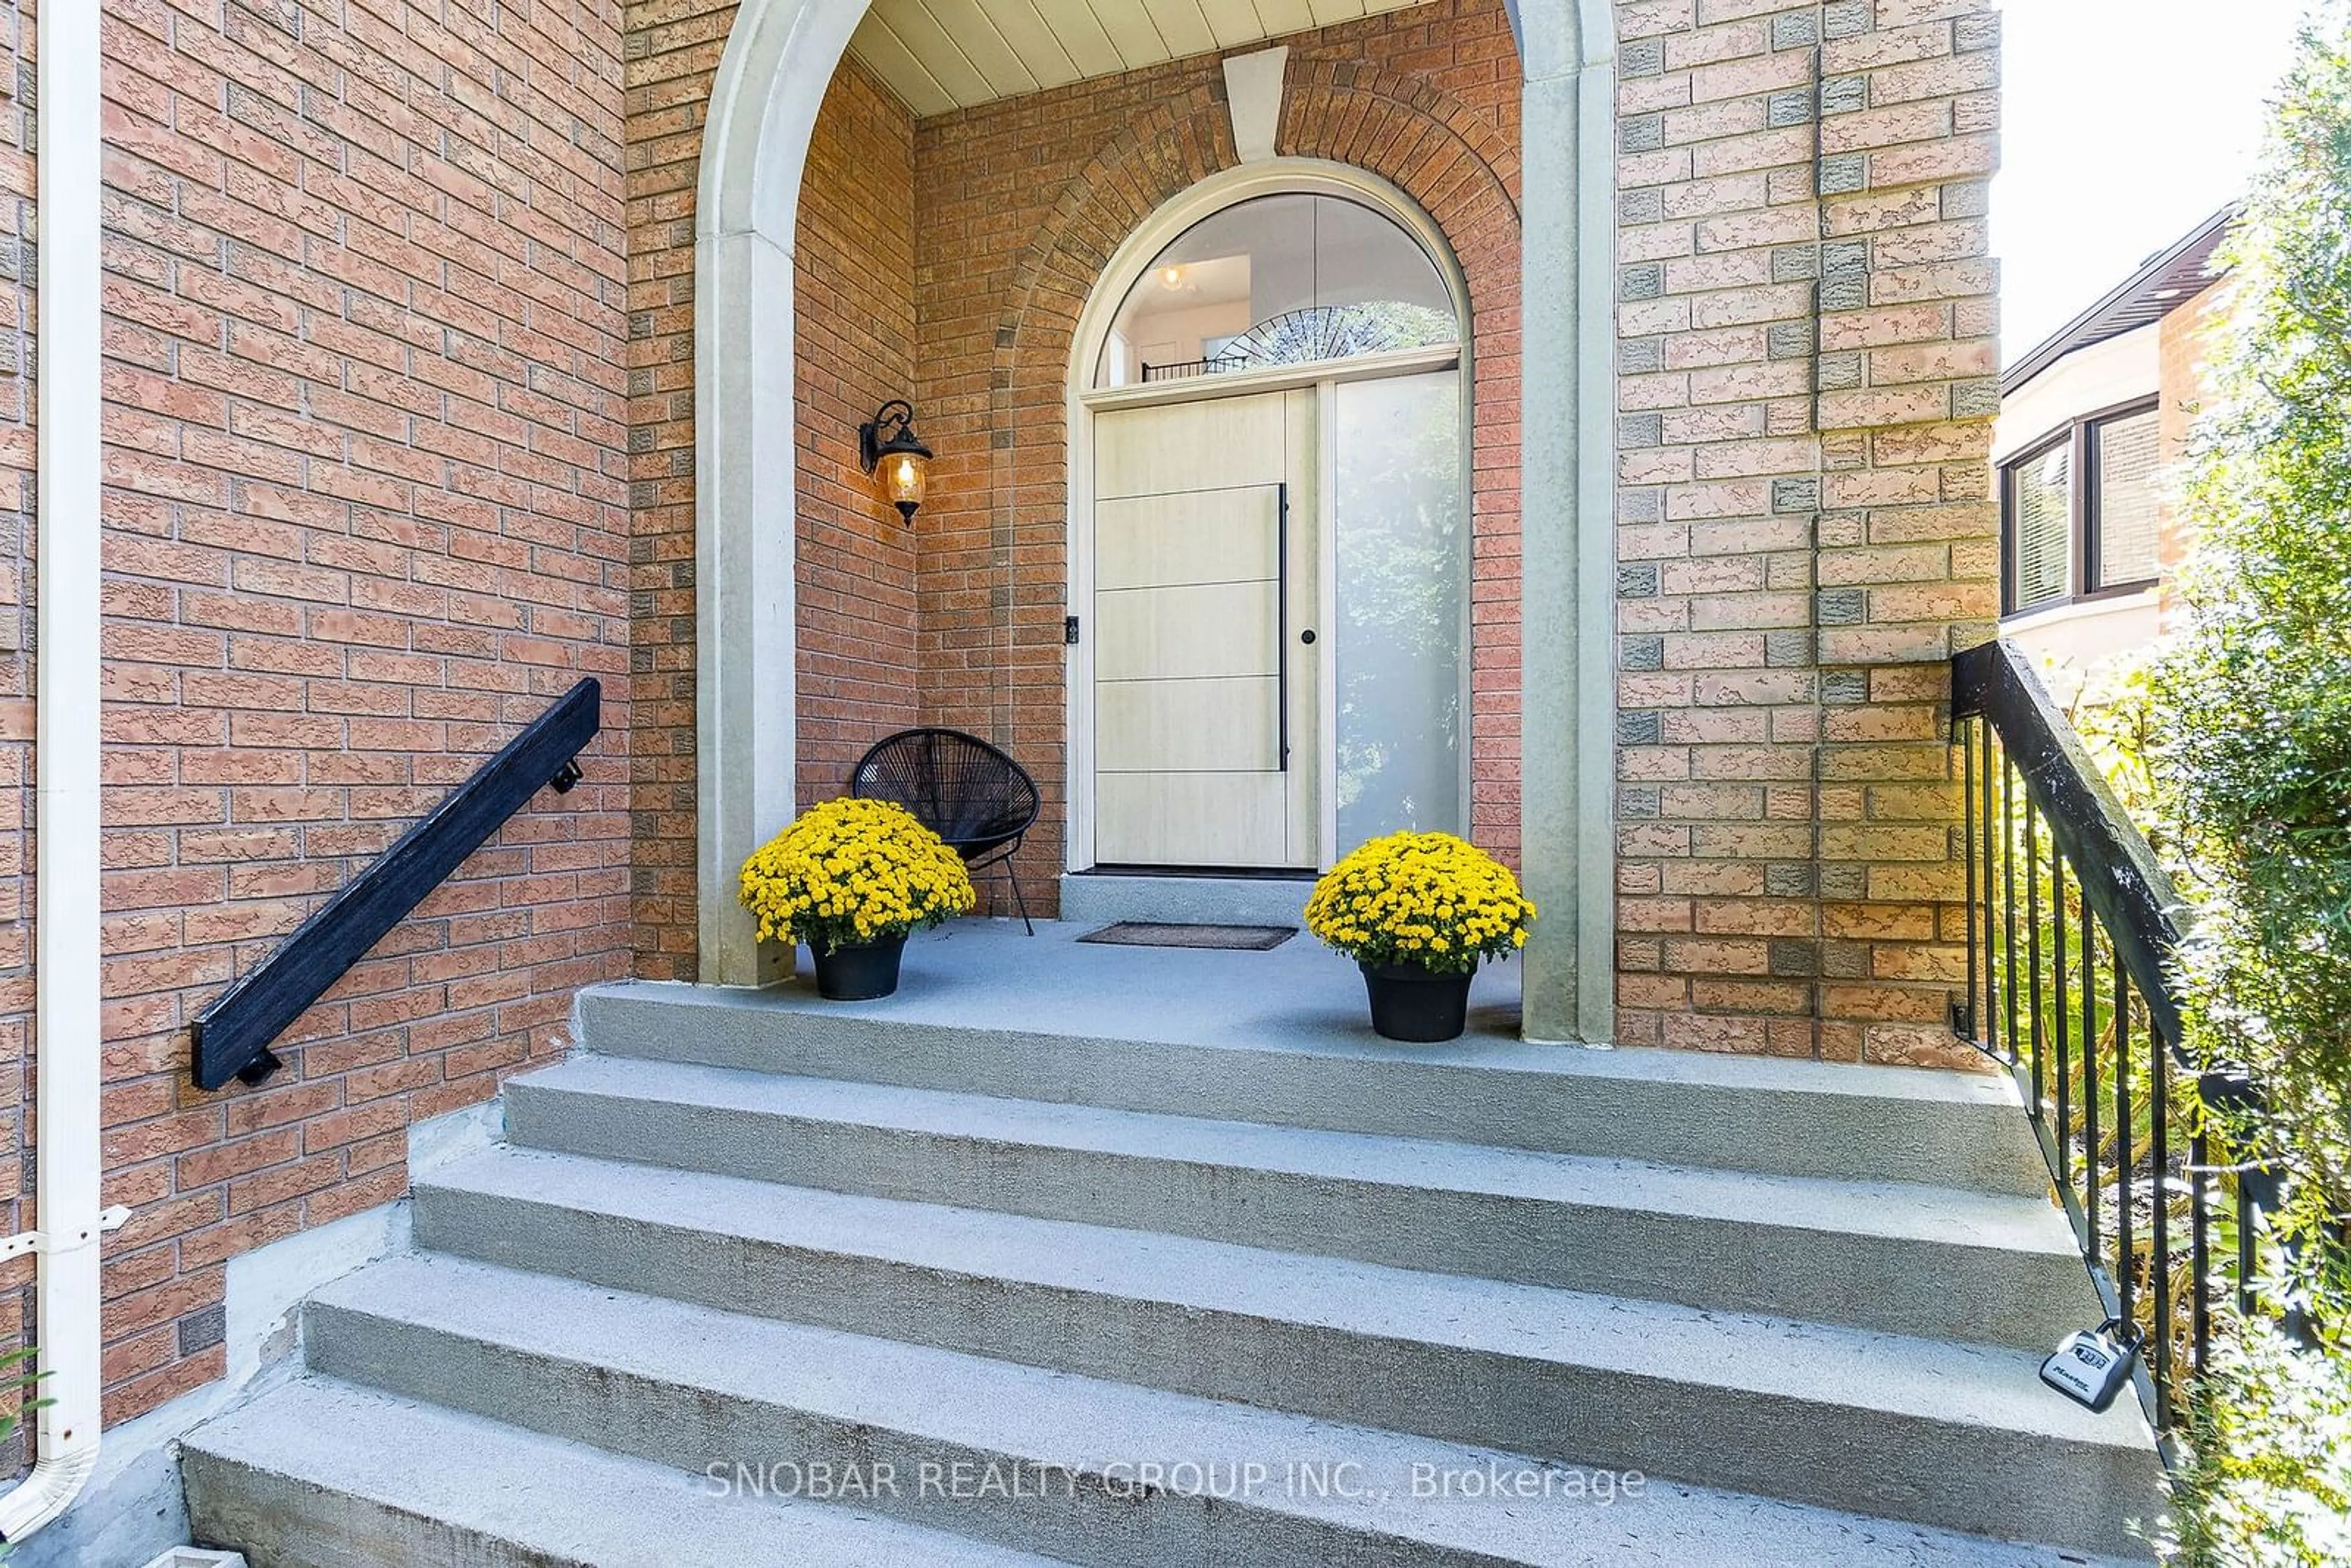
[1093,389,1319,868]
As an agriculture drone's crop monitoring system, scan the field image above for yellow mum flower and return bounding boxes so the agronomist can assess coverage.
[1303,831,1535,975]
[739,797,976,954]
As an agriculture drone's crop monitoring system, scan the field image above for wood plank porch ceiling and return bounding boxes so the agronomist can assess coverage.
[850,0,1433,116]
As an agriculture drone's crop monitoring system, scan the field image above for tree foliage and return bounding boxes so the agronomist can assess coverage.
[2165,1320,2351,1566]
[2128,10,2351,1562]
[2143,6,2351,1283]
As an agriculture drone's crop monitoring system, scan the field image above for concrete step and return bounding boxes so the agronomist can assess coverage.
[506,1053,2091,1350]
[180,1373,1065,1568]
[301,1252,2148,1568]
[577,980,2049,1196]
[1057,871,1315,927]
[414,1145,2158,1556]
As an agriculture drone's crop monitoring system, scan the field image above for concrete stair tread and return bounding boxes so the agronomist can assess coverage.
[309,1251,2145,1567]
[512,1053,2075,1254]
[580,977,2050,1196]
[593,977,2015,1107]
[424,1142,2142,1454]
[182,1373,1068,1567]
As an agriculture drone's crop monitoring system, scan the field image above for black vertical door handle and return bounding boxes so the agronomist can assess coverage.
[1276,482,1289,772]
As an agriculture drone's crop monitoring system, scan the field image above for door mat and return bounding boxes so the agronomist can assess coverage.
[1076,921,1297,951]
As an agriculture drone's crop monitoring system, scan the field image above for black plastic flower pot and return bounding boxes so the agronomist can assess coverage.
[809,933,907,1000]
[1358,959,1474,1043]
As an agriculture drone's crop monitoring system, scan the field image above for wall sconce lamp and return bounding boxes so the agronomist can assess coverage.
[859,399,933,525]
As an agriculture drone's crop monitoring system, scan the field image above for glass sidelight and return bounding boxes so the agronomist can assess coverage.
[1330,368,1465,852]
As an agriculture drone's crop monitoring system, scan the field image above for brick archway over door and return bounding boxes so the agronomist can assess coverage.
[910,2,1526,912]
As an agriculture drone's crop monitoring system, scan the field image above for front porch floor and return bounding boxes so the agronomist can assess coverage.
[770,915,1526,1049]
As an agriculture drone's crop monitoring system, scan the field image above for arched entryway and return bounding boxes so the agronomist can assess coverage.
[1064,162,1472,876]
[690,0,1618,1046]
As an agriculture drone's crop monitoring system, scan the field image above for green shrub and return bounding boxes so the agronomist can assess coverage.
[2139,6,2351,1299]
[2106,9,2351,1560]
[2161,1319,2351,1566]
[0,1342,43,1564]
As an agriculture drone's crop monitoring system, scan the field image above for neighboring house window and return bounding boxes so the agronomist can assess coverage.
[2001,400,2164,614]
[2009,438,2072,609]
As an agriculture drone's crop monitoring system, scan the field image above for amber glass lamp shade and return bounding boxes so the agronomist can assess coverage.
[858,399,934,525]
[882,448,927,522]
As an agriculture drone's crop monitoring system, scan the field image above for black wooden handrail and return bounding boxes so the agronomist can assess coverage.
[1951,640,2193,1051]
[190,678,601,1091]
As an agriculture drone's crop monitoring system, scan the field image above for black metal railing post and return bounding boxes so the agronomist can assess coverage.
[2083,915,2103,1267]
[1982,724,2001,1059]
[2001,757,2020,1066]
[2192,1126,2213,1370]
[2053,847,2072,1193]
[2114,951,2134,1340]
[1962,721,1978,1041]
[2151,1003,2173,1428]
[2025,793,2044,1116]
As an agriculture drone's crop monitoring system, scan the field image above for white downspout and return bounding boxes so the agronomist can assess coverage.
[0,0,108,1541]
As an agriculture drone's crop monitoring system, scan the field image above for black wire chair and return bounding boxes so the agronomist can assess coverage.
[851,728,1040,935]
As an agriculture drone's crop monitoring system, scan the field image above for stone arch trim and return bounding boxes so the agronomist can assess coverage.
[689,0,868,986]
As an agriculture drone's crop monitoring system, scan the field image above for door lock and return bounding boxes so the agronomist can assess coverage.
[1300,628,1317,645]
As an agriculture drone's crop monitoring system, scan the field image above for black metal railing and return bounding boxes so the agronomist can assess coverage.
[1952,640,2287,1438]
[1139,354,1242,382]
[190,678,601,1092]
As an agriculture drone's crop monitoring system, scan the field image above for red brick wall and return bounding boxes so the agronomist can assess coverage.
[910,0,1524,909]
[94,0,632,1425]
[624,0,732,981]
[794,61,920,805]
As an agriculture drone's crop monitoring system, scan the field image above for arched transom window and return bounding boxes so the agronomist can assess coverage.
[1095,192,1459,389]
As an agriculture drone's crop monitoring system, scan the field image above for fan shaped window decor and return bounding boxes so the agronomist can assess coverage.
[1096,192,1459,389]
